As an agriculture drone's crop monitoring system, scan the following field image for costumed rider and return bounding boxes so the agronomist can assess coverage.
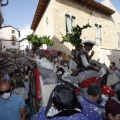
[62,40,106,89]
[35,51,58,84]
[78,40,99,71]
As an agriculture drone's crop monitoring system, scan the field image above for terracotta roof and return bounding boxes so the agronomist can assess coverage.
[77,0,115,15]
[31,0,115,31]
[31,0,50,31]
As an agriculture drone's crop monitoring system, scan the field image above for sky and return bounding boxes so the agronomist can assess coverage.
[1,0,120,39]
[95,0,120,12]
[2,0,39,39]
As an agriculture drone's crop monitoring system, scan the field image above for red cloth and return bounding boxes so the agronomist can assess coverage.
[78,77,101,88]
[102,85,114,96]
[33,68,42,100]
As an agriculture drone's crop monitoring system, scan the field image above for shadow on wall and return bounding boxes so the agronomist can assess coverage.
[56,0,114,23]
[100,48,120,68]
[49,36,72,55]
[48,36,120,68]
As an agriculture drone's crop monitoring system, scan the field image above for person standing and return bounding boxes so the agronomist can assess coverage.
[0,81,26,120]
[78,84,105,120]
[105,99,120,120]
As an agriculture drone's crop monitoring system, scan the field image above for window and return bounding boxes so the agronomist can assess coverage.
[65,14,76,34]
[118,32,120,48]
[95,24,102,45]
[12,30,15,34]
[11,35,16,40]
[12,41,16,45]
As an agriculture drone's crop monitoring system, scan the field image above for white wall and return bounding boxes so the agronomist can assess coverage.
[0,26,20,52]
[19,39,32,51]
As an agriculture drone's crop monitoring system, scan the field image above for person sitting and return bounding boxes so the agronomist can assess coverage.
[78,40,99,71]
[78,84,105,120]
[105,99,120,120]
[31,83,88,120]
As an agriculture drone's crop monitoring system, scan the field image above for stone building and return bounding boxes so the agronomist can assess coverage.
[31,0,120,67]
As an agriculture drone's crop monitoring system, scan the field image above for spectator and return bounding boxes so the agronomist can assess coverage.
[12,81,28,100]
[0,81,26,120]
[20,72,30,93]
[105,99,120,120]
[109,62,118,72]
[78,84,105,120]
[3,70,10,81]
[68,55,77,75]
[31,84,88,120]
[101,85,115,106]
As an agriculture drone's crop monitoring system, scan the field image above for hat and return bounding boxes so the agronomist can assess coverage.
[102,85,114,97]
[105,99,120,115]
[81,40,96,46]
[45,83,82,118]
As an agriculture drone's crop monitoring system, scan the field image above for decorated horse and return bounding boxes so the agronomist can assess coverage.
[61,59,119,93]
[26,52,119,115]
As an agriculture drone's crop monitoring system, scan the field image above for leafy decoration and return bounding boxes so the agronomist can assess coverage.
[25,34,54,50]
[60,23,91,48]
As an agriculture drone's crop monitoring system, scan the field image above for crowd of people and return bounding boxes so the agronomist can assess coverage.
[0,52,31,120]
[0,40,120,120]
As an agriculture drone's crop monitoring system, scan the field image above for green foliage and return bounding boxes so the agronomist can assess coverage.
[40,35,54,46]
[60,23,91,47]
[26,34,54,50]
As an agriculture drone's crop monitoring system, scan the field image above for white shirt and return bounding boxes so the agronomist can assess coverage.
[80,55,90,67]
[69,59,77,70]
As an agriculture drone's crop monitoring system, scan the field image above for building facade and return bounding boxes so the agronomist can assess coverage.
[0,25,20,52]
[31,0,120,67]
